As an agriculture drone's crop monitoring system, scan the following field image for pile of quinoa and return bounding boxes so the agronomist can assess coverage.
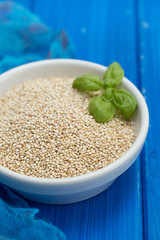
[0,77,135,178]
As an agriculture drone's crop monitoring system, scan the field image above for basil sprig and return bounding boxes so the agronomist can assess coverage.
[72,62,137,123]
[103,62,124,88]
[113,89,137,119]
[101,87,113,102]
[72,74,104,91]
[89,96,116,123]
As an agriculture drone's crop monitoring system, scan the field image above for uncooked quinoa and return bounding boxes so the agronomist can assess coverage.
[0,77,135,178]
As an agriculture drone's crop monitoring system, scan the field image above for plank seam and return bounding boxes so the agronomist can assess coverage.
[135,0,148,239]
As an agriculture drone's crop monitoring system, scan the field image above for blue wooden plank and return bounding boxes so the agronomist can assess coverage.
[33,0,139,80]
[138,0,160,239]
[26,0,144,239]
[29,163,143,240]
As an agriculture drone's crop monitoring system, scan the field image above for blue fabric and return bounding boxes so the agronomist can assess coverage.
[0,1,75,239]
[0,1,75,73]
[0,184,66,240]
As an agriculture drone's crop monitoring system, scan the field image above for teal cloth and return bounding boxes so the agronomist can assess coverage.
[0,1,75,239]
[0,1,75,73]
[0,184,66,240]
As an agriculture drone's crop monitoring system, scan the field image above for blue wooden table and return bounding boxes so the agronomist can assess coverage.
[3,0,160,239]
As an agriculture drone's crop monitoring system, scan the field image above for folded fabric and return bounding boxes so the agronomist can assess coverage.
[0,1,75,239]
[0,1,75,73]
[0,184,66,240]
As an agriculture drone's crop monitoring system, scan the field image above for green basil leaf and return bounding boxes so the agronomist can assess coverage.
[103,62,124,88]
[113,89,137,119]
[101,88,113,102]
[88,96,116,123]
[72,74,104,91]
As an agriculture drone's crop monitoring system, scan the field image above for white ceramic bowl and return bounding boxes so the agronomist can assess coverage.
[0,59,149,204]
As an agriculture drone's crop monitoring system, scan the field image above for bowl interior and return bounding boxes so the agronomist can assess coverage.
[0,59,141,138]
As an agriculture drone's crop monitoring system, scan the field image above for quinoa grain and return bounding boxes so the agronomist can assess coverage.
[0,77,135,178]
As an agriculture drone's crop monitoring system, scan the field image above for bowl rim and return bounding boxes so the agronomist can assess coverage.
[0,59,149,185]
